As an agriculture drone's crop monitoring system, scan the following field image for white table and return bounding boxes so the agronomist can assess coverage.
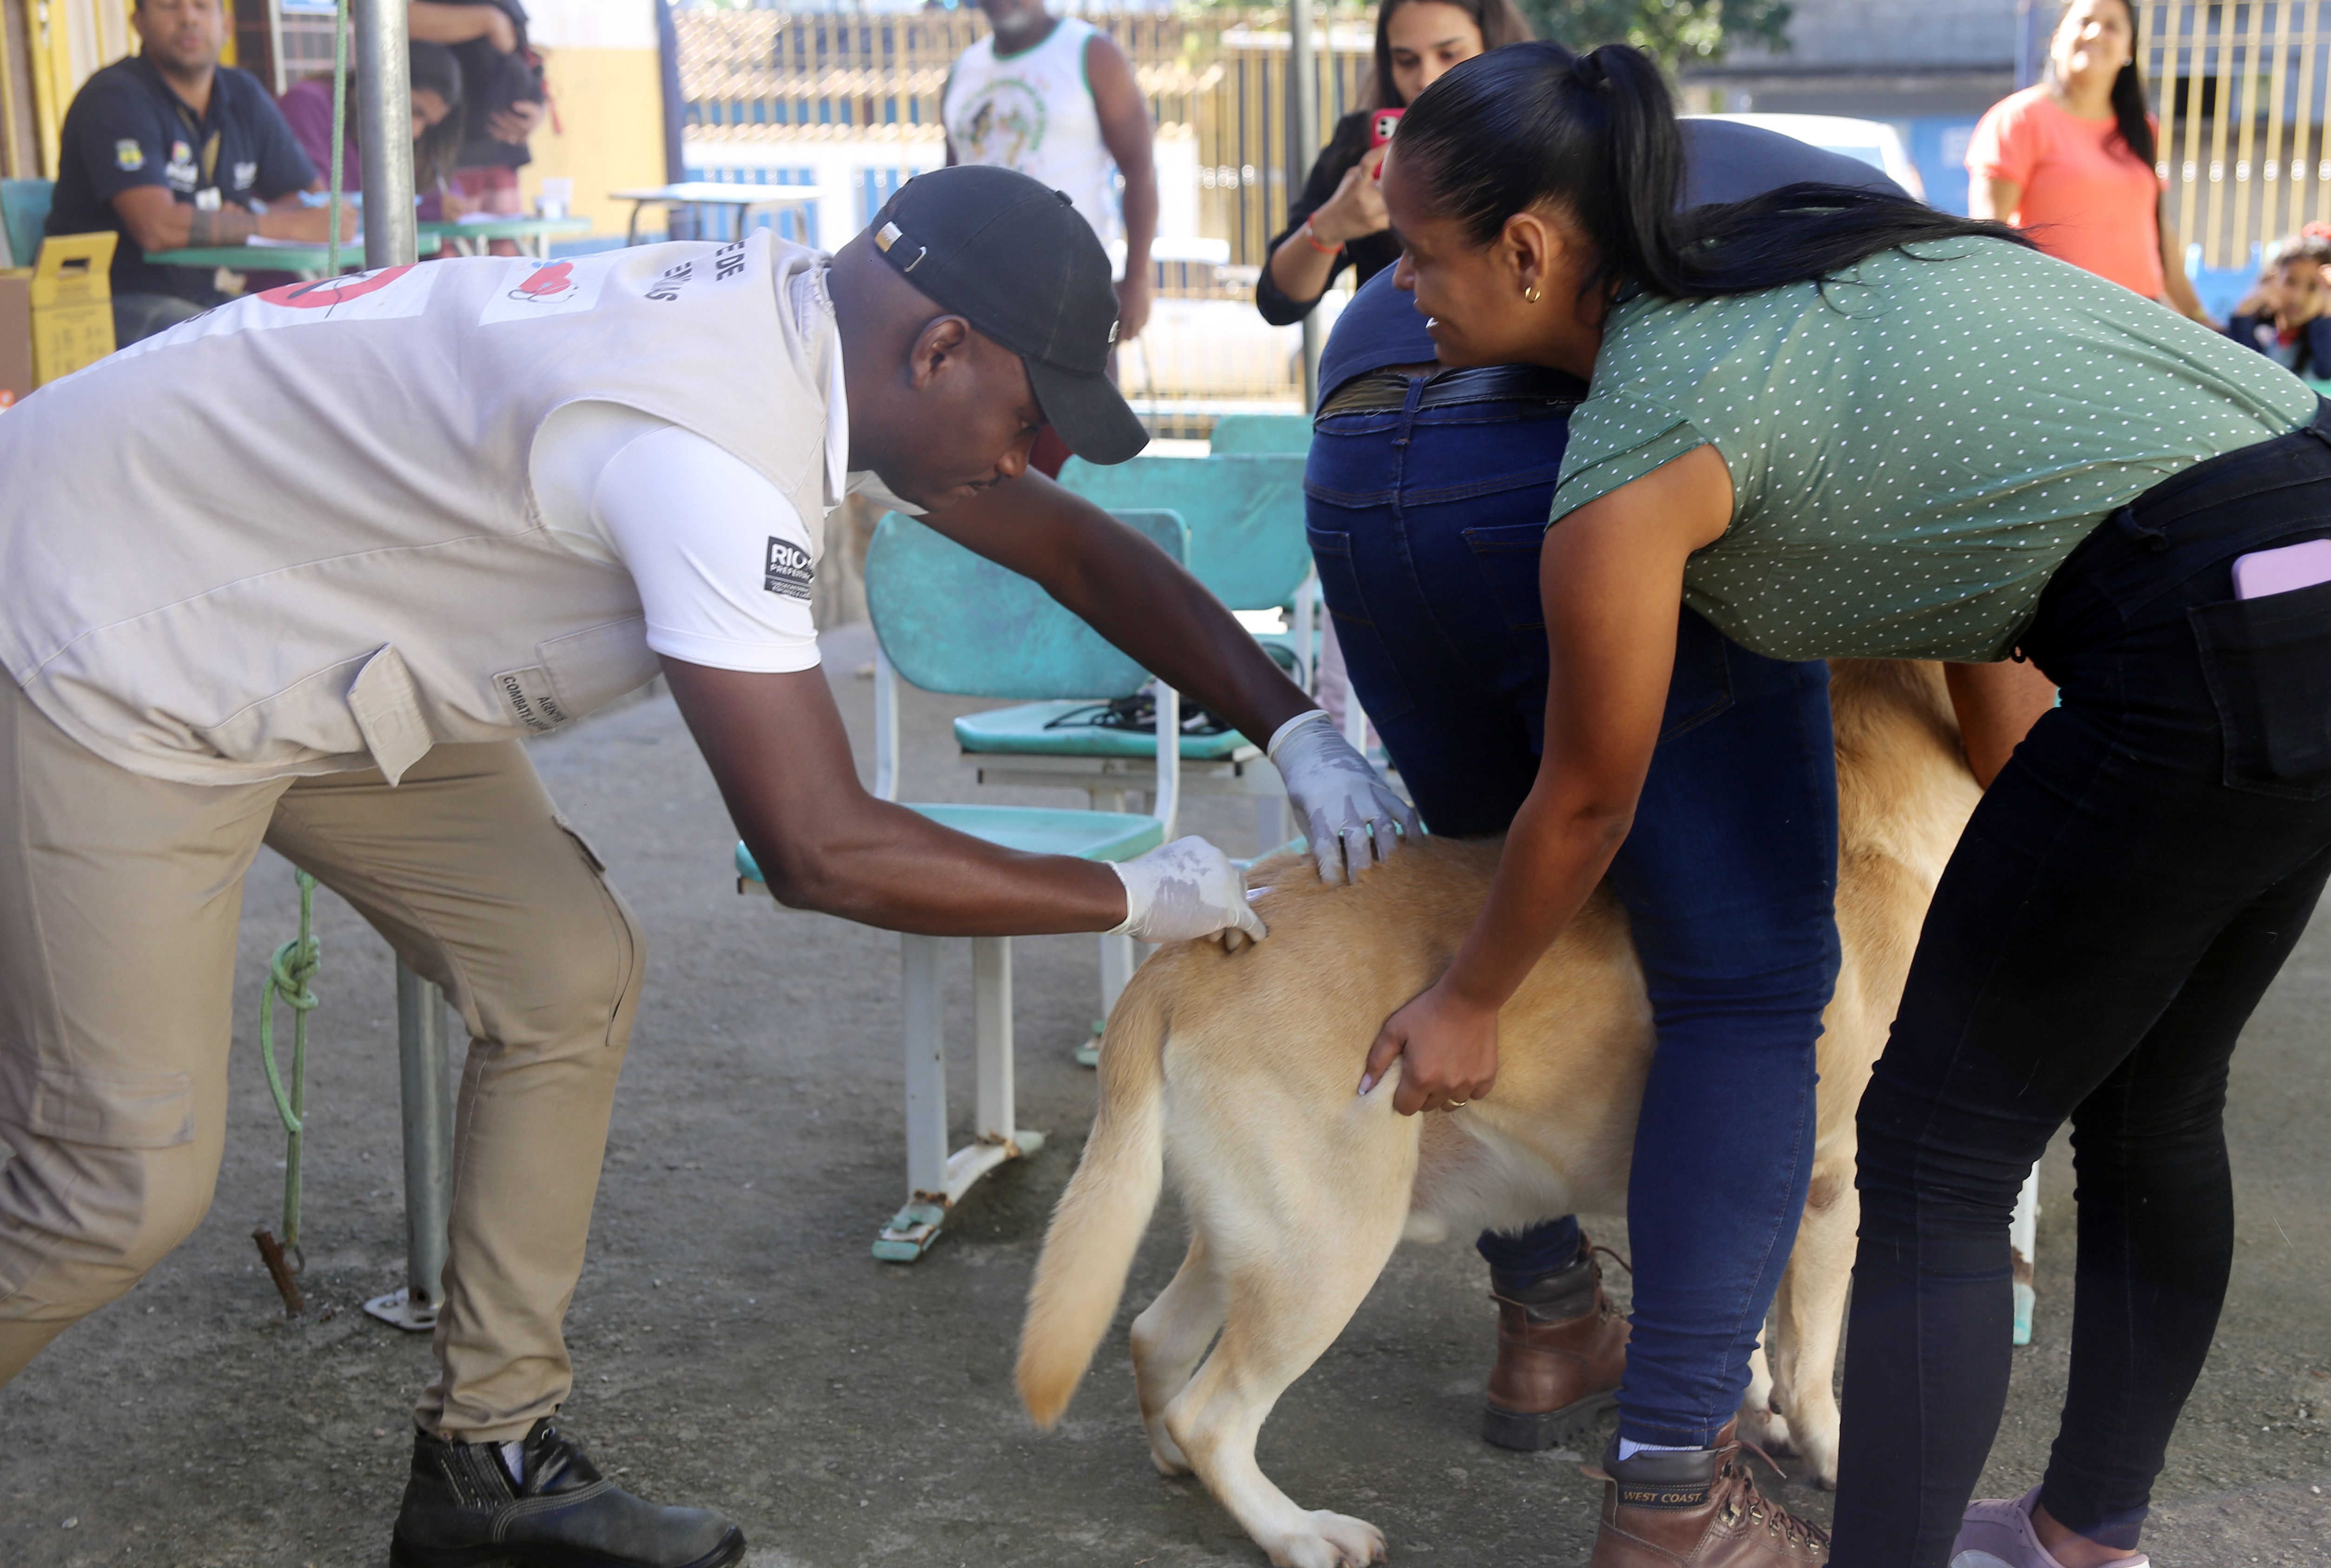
[609,183,830,246]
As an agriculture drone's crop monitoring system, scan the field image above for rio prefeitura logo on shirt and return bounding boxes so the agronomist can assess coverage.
[764,537,814,600]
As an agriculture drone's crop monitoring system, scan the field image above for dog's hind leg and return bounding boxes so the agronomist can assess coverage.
[1765,1160,1857,1489]
[1131,1234,1224,1475]
[1739,1341,1791,1457]
[1162,1193,1406,1568]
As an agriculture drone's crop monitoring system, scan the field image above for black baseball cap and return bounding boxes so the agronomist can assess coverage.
[869,165,1149,465]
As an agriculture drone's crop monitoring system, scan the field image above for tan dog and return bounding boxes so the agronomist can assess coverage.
[1014,661,1983,1568]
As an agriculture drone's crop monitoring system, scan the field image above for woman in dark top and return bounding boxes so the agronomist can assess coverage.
[1253,0,1530,325]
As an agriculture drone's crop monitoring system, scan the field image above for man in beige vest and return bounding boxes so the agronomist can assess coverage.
[0,165,1410,1567]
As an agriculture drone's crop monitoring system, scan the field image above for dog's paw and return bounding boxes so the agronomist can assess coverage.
[1146,1435,1193,1476]
[1266,1510,1386,1568]
[1794,1422,1841,1491]
[1736,1403,1797,1458]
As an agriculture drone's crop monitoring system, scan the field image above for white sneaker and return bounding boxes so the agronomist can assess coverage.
[1950,1488,2149,1568]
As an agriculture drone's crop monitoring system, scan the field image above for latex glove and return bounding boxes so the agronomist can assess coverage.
[1270,709,1421,884]
[1107,836,1268,946]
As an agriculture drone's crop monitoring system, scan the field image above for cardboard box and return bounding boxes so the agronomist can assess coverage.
[0,232,118,409]
[0,272,28,409]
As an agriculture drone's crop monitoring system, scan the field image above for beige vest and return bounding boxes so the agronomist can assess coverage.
[0,233,835,785]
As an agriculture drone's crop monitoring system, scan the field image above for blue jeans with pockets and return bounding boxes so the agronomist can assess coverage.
[1306,374,1842,1444]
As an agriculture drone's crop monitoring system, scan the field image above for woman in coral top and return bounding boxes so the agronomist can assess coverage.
[1967,0,2214,323]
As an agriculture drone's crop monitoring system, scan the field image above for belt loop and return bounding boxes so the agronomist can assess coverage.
[2308,395,2331,450]
[2111,503,2169,552]
[1391,371,1428,449]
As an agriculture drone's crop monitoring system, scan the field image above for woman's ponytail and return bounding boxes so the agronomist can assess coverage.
[1577,45,1694,300]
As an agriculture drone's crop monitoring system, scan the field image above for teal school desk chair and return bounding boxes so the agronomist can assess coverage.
[1206,411,1312,455]
[1,179,55,271]
[1001,453,1317,859]
[736,507,1190,1261]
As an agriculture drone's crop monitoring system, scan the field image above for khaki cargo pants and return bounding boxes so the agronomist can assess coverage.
[0,685,644,1441]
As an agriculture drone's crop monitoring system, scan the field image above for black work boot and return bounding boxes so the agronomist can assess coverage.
[389,1416,746,1568]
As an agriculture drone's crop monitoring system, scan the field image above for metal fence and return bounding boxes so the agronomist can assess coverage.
[676,7,1374,271]
[676,8,1374,425]
[2143,0,2331,270]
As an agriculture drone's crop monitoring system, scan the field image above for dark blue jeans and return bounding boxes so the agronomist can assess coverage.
[1307,377,1842,1445]
[1831,411,2331,1565]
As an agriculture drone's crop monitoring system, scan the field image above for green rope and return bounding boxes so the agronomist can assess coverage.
[258,871,322,1250]
[325,0,351,278]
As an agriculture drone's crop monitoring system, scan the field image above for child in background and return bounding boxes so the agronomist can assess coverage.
[276,41,472,222]
[2226,232,2331,379]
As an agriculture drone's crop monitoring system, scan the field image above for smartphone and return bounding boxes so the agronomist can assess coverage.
[2231,537,2331,600]
[1369,108,1404,150]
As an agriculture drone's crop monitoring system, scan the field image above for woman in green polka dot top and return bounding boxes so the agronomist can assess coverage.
[1360,38,2331,1568]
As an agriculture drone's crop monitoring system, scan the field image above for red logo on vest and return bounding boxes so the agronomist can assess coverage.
[256,265,418,310]
[509,262,576,302]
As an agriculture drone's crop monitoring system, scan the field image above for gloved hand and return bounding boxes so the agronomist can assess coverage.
[1107,836,1269,946]
[1270,709,1421,884]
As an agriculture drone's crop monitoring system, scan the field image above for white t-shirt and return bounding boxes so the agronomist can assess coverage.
[528,307,919,675]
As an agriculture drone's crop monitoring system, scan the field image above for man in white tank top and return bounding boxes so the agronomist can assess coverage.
[943,0,1157,343]
[0,166,1411,1568]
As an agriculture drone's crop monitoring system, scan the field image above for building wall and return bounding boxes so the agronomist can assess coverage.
[1684,0,2017,120]
[518,0,667,241]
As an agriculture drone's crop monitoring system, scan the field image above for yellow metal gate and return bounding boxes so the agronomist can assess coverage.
[2144,0,2331,269]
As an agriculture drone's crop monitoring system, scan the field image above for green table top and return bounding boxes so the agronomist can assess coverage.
[146,233,444,271]
[419,217,593,241]
[954,699,1259,761]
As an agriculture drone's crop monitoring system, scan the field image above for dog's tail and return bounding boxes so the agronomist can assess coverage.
[1016,962,1171,1428]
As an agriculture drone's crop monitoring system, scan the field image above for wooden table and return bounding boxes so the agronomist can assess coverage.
[607,182,828,245]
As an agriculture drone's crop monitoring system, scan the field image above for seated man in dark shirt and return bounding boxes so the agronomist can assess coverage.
[45,0,360,345]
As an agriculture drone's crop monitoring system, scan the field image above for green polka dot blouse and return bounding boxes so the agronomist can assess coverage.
[1549,237,2316,662]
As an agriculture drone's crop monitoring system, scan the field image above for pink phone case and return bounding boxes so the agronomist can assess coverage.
[2231,538,2331,600]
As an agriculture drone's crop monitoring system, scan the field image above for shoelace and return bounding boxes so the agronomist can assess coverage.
[1717,1447,1832,1551]
[1488,1241,1638,1318]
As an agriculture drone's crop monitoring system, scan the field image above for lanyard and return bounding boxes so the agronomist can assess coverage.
[170,96,220,188]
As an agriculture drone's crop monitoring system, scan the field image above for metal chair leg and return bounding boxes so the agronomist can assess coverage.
[365,961,453,1331]
[973,936,1014,1144]
[875,934,950,1261]
[2009,1163,2041,1345]
[1255,796,1291,857]
[876,935,1047,1262]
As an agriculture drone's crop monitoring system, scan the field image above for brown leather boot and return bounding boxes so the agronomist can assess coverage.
[1586,1427,1829,1567]
[1480,1243,1629,1450]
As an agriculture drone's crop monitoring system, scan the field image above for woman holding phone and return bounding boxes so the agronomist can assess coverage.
[1253,0,1530,325]
[1370,40,2331,1568]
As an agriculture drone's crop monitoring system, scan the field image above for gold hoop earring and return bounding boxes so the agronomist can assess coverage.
[1523,284,1542,304]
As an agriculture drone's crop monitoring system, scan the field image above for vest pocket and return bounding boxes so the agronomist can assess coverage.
[538,617,658,727]
[347,646,433,785]
[2191,578,2331,798]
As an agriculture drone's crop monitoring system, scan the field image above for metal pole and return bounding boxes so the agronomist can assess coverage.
[1288,0,1323,410]
[368,961,455,1331]
[2014,0,2045,91]
[354,0,417,269]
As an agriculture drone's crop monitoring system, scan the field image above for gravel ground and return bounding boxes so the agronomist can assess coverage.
[3,622,2326,1566]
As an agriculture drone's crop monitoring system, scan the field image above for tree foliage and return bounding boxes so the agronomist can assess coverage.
[1516,0,1792,70]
